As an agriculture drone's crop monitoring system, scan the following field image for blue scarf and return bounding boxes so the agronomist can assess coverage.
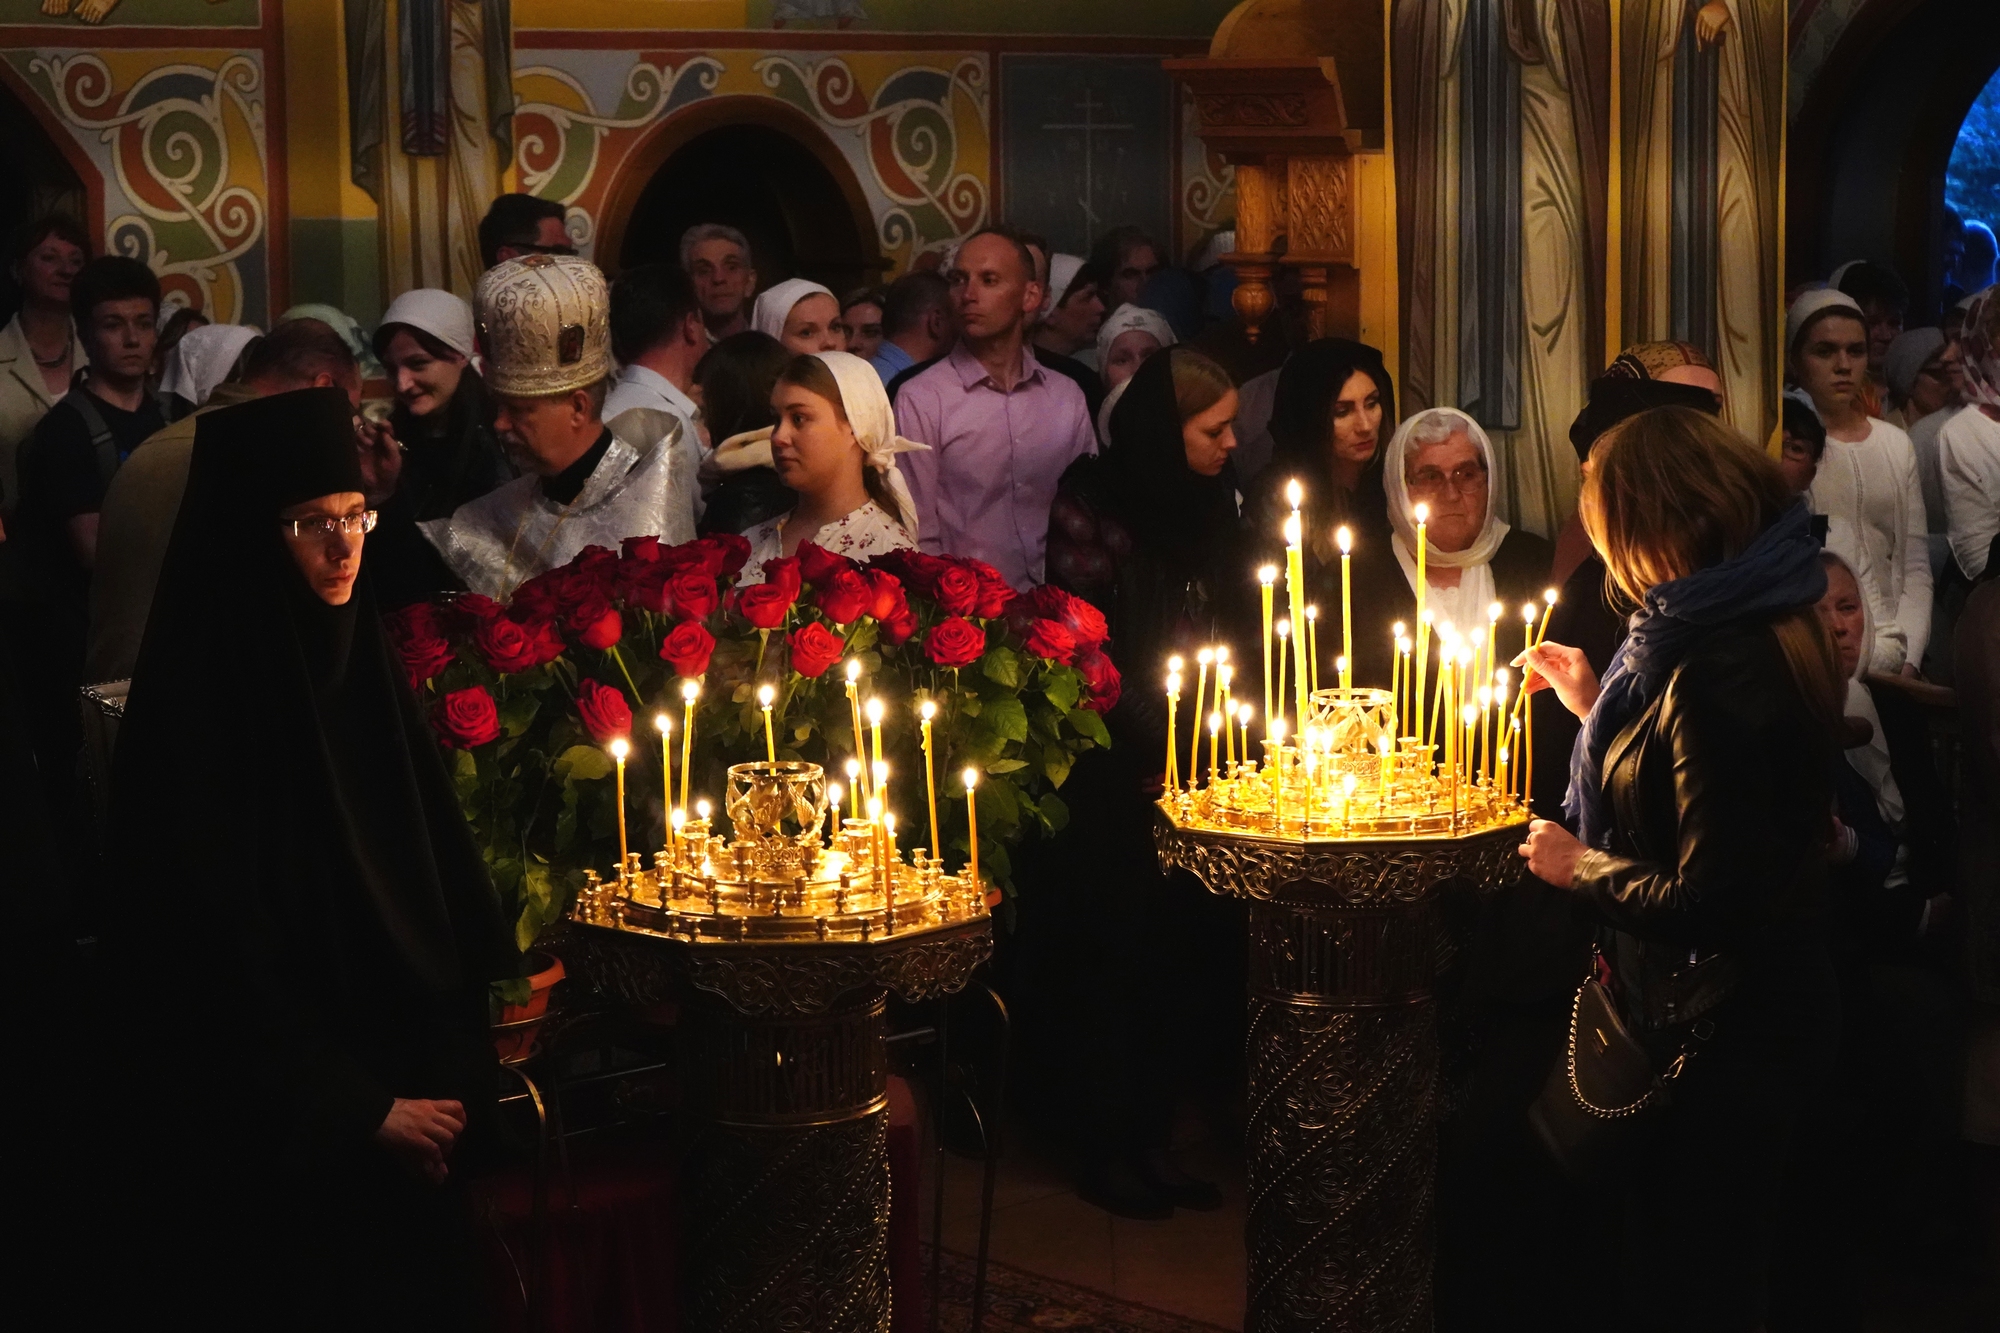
[1564,501,1827,848]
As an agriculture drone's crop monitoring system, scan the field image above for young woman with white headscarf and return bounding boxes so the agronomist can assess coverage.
[1091,303,1177,388]
[709,350,925,582]
[1336,406,1553,687]
[750,278,844,355]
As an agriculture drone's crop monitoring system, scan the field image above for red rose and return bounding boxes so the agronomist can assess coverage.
[1076,647,1121,713]
[452,593,505,624]
[1023,618,1077,665]
[384,601,442,645]
[761,556,803,598]
[659,621,715,677]
[966,560,1012,617]
[923,616,986,669]
[622,534,663,565]
[476,615,562,674]
[617,535,667,604]
[659,539,716,572]
[667,568,718,622]
[575,679,632,743]
[1029,585,1109,648]
[815,568,874,625]
[870,548,951,596]
[788,622,847,678]
[574,604,624,651]
[932,564,981,617]
[433,686,501,748]
[737,581,796,630]
[695,532,751,577]
[881,606,918,646]
[797,540,855,586]
[622,563,672,614]
[396,633,456,690]
[865,569,908,622]
[510,567,573,620]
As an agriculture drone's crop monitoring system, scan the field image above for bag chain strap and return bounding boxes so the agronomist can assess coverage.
[1563,980,1715,1120]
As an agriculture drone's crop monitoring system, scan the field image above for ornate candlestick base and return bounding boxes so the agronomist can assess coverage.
[1157,810,1524,1333]
[565,761,991,1332]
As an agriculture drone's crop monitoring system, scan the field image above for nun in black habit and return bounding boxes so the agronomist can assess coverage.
[100,386,509,1327]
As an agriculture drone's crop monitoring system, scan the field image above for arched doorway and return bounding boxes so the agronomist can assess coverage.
[0,81,88,317]
[601,98,884,296]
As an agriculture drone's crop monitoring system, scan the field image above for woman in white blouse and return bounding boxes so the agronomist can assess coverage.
[1789,288,1932,675]
[713,350,925,582]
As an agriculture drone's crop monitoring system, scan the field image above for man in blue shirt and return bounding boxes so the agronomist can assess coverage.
[869,269,953,385]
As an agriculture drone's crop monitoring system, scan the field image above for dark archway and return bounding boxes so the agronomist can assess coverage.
[614,114,883,296]
[0,81,88,317]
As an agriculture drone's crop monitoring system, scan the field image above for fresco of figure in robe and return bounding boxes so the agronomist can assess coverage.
[1393,0,1611,541]
[1623,0,1785,449]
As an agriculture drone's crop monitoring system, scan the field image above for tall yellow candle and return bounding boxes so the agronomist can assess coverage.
[679,678,699,814]
[758,683,777,764]
[866,697,885,779]
[1283,485,1309,731]
[1335,525,1353,692]
[1413,504,1430,746]
[1258,566,1277,737]
[1208,711,1222,787]
[844,758,863,820]
[609,737,630,881]
[845,660,867,798]
[1237,704,1253,770]
[1305,605,1320,694]
[1191,648,1212,791]
[1274,621,1291,731]
[1218,663,1235,769]
[1164,670,1181,790]
[919,700,940,861]
[1391,621,1406,735]
[654,713,673,852]
[963,768,982,897]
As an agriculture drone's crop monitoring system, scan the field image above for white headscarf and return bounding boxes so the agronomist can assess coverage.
[378,288,477,360]
[281,302,383,377]
[1094,375,1130,449]
[751,278,837,342]
[1785,287,1865,357]
[1039,253,1086,321]
[158,323,261,407]
[708,349,930,537]
[1094,303,1178,368]
[1382,406,1511,571]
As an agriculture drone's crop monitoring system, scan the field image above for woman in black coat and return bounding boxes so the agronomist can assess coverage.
[1023,347,1249,1218]
[101,388,510,1327]
[1519,406,1844,1332]
[1242,337,1396,553]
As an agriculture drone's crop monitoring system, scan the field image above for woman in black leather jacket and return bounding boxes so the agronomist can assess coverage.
[1015,347,1249,1219]
[1519,406,1845,1331]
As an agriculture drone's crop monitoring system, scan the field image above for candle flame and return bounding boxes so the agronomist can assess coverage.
[1209,712,1223,733]
[1217,664,1233,687]
[1413,502,1430,524]
[1478,686,1493,707]
[1215,646,1230,664]
[1393,620,1406,636]
[1258,564,1277,585]
[757,683,775,707]
[1198,646,1214,665]
[962,766,979,790]
[1462,704,1479,725]
[1395,636,1410,653]
[1271,717,1288,742]
[845,758,862,779]
[867,796,882,819]
[1544,587,1559,605]
[671,807,686,829]
[873,760,888,785]
[826,783,842,808]
[609,737,630,760]
[696,798,712,819]
[1421,608,1435,625]
[1336,525,1352,554]
[654,713,670,733]
[865,698,885,725]
[1523,602,1538,622]
[919,700,937,721]
[883,812,896,837]
[1276,619,1291,638]
[1285,478,1303,508]
[681,678,700,701]
[1335,655,1348,675]
[1341,772,1358,794]
[845,659,862,683]
[1167,654,1184,672]
[1238,703,1254,723]
[1488,601,1503,622]
[1305,605,1318,623]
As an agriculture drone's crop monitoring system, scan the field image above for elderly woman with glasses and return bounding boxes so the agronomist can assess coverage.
[1332,406,1554,687]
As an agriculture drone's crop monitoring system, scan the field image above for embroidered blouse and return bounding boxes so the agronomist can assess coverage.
[741,500,914,584]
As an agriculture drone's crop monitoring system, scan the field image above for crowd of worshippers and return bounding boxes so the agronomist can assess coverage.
[2,187,1997,1327]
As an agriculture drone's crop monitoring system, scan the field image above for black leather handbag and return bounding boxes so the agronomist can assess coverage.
[1529,973,1710,1183]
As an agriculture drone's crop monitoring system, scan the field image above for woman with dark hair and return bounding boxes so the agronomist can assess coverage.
[366,289,512,607]
[102,387,509,1327]
[1245,337,1396,548]
[693,329,794,535]
[1518,405,1843,1331]
[1035,347,1247,1218]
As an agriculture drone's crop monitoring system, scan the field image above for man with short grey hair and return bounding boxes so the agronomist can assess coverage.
[679,223,757,341]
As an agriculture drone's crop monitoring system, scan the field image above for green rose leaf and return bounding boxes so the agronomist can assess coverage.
[1043,666,1080,714]
[1038,792,1071,830]
[554,743,613,782]
[984,697,1030,742]
[1066,707,1111,748]
[1041,747,1072,787]
[498,692,539,738]
[986,758,1028,774]
[981,645,1022,689]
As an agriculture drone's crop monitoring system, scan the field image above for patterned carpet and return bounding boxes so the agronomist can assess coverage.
[924,1247,1237,1333]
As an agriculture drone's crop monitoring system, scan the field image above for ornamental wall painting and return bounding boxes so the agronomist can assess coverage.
[512,46,990,277]
[0,46,271,323]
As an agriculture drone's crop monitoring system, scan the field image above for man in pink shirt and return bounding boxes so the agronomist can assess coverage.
[894,228,1096,590]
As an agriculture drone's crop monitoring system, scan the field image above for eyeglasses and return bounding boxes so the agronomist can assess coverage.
[1407,463,1489,495]
[283,511,378,540]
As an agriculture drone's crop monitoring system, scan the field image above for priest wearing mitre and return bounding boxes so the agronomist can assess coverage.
[422,253,697,597]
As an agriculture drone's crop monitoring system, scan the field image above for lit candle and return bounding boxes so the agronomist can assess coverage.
[1284,483,1309,731]
[758,683,777,764]
[883,811,898,914]
[844,758,863,820]
[679,678,699,814]
[1237,703,1254,770]
[670,807,686,864]
[1458,647,1476,783]
[873,760,888,813]
[1274,620,1291,731]
[1340,771,1358,830]
[823,784,841,843]
[845,660,867,797]
[1218,661,1236,770]
[1484,601,1502,728]
[1462,703,1478,793]
[1208,711,1223,787]
[1269,716,1288,829]
[1492,670,1510,788]
[1378,733,1395,810]
[655,713,674,853]
[1305,604,1320,694]
[919,700,940,861]
[1336,524,1353,692]
[1390,621,1406,736]
[1334,657,1348,702]
[963,767,982,898]
[1476,685,1493,786]
[1165,670,1181,792]
[1301,728,1317,831]
[867,795,885,894]
[1191,648,1213,789]
[867,697,885,780]
[1412,503,1430,747]
[609,737,631,881]
[1537,586,1560,645]
[1257,566,1277,735]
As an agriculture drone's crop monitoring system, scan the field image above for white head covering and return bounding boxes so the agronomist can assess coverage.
[1039,253,1086,321]
[1095,375,1130,449]
[281,302,382,377]
[1881,327,1946,403]
[1094,303,1178,369]
[158,323,261,407]
[751,278,837,342]
[1382,406,1510,571]
[1785,288,1865,357]
[377,288,477,361]
[708,349,930,537]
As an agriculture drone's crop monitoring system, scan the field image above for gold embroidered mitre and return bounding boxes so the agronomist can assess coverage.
[474,254,612,397]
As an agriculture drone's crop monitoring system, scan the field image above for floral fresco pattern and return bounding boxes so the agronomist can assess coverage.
[512,46,991,274]
[3,47,270,322]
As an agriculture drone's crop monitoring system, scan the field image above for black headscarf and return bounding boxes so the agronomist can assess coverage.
[1266,337,1396,530]
[1101,347,1242,567]
[1566,374,1721,462]
[106,386,506,1152]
